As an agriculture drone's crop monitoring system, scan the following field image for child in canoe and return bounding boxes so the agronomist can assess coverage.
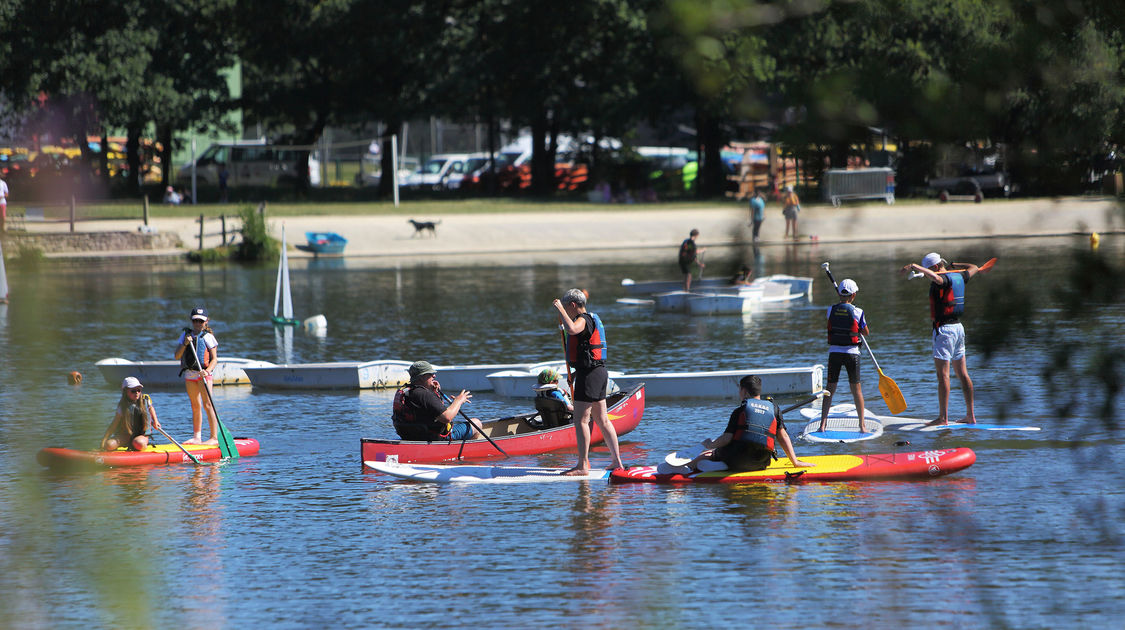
[100,377,162,451]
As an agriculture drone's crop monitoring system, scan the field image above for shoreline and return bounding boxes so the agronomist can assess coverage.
[4,196,1122,263]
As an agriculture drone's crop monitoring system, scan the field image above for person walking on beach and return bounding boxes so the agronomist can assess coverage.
[782,185,800,240]
[174,307,220,444]
[819,279,870,432]
[901,252,982,425]
[553,288,624,475]
[678,229,706,291]
[749,189,766,241]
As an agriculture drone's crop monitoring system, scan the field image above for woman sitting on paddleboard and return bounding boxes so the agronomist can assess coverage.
[101,377,161,451]
[173,307,219,445]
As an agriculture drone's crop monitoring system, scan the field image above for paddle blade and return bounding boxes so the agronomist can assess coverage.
[216,420,240,460]
[878,369,907,415]
[979,257,997,273]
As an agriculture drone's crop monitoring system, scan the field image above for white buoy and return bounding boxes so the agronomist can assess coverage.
[303,314,327,335]
[621,278,634,286]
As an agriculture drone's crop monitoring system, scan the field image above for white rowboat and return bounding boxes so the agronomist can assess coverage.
[95,357,276,387]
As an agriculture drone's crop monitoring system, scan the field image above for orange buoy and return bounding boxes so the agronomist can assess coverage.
[68,371,83,385]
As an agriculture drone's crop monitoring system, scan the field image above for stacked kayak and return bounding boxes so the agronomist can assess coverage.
[38,439,260,470]
[610,448,976,484]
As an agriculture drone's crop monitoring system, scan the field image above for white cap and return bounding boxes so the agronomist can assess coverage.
[838,279,859,295]
[121,376,143,389]
[921,252,942,268]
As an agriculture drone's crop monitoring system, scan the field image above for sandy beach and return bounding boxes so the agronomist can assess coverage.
[15,196,1124,262]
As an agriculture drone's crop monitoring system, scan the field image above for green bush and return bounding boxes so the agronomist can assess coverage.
[12,244,45,270]
[233,204,278,262]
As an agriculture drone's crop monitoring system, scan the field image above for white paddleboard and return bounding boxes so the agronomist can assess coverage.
[801,404,1041,432]
[798,417,884,442]
[364,460,612,483]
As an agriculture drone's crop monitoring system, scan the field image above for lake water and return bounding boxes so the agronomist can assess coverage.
[1,234,1123,628]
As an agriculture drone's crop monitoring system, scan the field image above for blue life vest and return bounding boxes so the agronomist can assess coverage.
[732,398,779,451]
[930,271,966,325]
[827,302,861,347]
[179,331,210,372]
[565,312,607,369]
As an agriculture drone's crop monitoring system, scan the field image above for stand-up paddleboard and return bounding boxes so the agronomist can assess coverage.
[365,460,612,483]
[611,448,976,484]
[798,415,884,443]
[802,404,1041,432]
[37,438,260,470]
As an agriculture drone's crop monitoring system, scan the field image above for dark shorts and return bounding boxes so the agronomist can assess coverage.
[572,365,608,403]
[827,352,861,384]
[679,261,692,275]
[714,443,773,472]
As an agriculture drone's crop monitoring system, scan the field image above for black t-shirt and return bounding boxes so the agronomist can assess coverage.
[405,386,448,429]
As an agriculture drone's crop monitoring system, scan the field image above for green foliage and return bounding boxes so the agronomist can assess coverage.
[11,244,44,270]
[186,246,232,264]
[233,204,278,262]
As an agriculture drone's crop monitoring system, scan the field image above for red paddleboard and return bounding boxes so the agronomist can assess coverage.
[37,438,260,470]
[610,448,975,484]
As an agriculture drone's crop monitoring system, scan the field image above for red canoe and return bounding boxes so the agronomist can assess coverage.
[610,448,976,484]
[37,438,260,470]
[361,384,645,464]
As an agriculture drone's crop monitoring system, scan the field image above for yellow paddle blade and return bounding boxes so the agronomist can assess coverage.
[878,369,907,415]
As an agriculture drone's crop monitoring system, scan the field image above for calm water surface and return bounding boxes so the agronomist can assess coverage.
[1,235,1123,628]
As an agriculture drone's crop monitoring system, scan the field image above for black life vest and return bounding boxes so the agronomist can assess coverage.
[117,394,152,439]
[392,385,451,440]
[565,313,607,369]
[179,330,210,373]
[732,398,779,451]
[678,238,696,265]
[827,302,861,347]
[930,271,966,326]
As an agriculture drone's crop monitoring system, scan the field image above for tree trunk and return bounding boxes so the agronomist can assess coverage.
[698,112,725,198]
[157,124,174,188]
[125,125,142,197]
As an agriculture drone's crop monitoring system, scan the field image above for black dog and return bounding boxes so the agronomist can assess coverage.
[408,219,441,237]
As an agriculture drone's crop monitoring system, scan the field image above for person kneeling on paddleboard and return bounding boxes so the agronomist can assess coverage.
[392,361,481,442]
[673,375,812,474]
[101,377,162,451]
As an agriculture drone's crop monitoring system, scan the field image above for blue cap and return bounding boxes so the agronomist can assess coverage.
[190,307,208,320]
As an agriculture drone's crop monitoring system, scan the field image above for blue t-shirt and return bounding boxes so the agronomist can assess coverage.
[750,196,765,222]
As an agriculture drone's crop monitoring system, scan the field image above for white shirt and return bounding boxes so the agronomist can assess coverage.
[0,179,8,203]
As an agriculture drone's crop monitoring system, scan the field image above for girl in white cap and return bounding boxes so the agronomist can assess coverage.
[174,307,220,444]
[820,279,870,432]
[101,377,161,451]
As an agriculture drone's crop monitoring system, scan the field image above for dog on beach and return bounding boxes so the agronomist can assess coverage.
[408,219,441,237]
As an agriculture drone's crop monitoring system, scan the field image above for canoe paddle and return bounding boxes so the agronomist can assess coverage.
[822,263,907,415]
[155,425,217,466]
[185,332,240,459]
[908,257,996,279]
[439,389,509,458]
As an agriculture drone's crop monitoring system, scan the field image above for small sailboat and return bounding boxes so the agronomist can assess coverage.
[271,225,300,326]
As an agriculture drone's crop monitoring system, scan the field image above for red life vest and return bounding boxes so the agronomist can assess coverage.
[565,312,607,369]
[930,271,966,326]
[732,398,779,451]
[827,302,861,346]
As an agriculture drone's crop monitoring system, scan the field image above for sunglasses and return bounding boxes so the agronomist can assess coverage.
[127,388,143,394]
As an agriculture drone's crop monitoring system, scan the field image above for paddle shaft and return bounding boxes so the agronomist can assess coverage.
[560,328,573,390]
[184,331,239,460]
[155,424,211,466]
[439,389,509,457]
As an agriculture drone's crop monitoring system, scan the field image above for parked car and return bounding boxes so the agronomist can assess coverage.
[927,167,1010,201]
[402,153,473,191]
[178,141,321,188]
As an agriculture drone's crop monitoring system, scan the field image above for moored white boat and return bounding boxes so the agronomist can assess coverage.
[611,365,823,399]
[431,363,535,391]
[95,357,276,387]
[622,277,729,296]
[243,359,412,390]
[487,361,624,398]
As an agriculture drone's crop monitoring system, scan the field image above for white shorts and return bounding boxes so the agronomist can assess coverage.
[932,323,966,361]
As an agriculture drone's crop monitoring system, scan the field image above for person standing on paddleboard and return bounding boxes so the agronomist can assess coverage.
[678,229,706,291]
[554,288,625,475]
[675,375,812,473]
[902,253,982,426]
[174,307,220,445]
[820,279,870,433]
[100,377,162,451]
[392,361,481,441]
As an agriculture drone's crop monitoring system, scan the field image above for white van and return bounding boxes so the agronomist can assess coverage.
[178,141,321,187]
[402,153,472,190]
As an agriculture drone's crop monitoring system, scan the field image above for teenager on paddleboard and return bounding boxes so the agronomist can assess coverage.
[554,288,625,475]
[173,307,220,445]
[671,375,812,474]
[392,361,481,441]
[820,279,870,433]
[101,377,162,451]
[901,252,982,426]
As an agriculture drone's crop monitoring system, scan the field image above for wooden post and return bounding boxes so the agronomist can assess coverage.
[221,215,227,244]
[258,201,266,217]
[143,195,149,226]
[198,214,204,250]
[69,196,76,233]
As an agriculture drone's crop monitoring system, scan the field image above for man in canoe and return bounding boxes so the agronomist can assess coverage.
[674,375,812,473]
[901,252,982,425]
[553,288,625,475]
[392,361,481,441]
[678,229,706,291]
[820,278,870,433]
[100,377,162,451]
